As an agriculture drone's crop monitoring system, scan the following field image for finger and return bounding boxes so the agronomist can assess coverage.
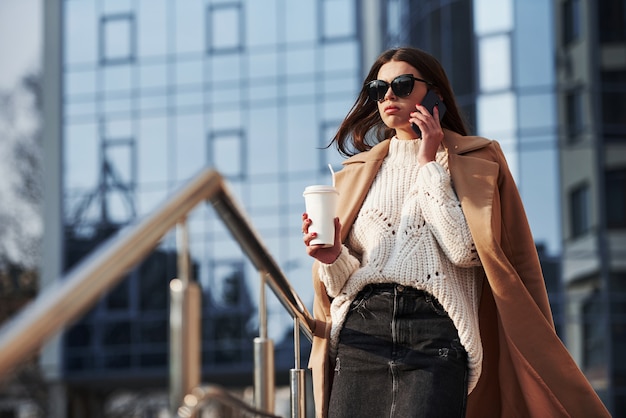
[411,106,431,126]
[410,111,425,124]
[413,106,440,131]
[410,115,429,137]
[303,232,318,247]
[409,111,424,127]
[333,217,342,244]
[415,103,433,117]
[302,217,312,234]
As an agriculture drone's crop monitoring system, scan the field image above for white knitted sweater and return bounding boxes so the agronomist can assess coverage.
[318,137,483,393]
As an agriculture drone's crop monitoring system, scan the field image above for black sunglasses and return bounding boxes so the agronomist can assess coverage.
[365,74,432,102]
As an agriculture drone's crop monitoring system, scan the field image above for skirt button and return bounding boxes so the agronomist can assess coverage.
[396,285,404,292]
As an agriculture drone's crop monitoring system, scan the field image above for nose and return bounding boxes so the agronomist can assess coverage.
[382,84,396,101]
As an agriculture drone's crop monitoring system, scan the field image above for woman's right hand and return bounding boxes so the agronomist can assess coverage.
[302,213,342,264]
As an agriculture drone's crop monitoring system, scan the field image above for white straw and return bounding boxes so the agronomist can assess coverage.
[328,163,336,188]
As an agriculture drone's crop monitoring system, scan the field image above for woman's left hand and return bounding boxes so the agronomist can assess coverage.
[410,104,444,165]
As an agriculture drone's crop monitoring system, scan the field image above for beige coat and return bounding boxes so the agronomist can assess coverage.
[307,130,610,417]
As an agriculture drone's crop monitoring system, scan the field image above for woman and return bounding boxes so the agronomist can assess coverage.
[302,47,609,418]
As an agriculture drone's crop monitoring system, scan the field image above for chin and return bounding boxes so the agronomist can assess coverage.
[383,119,406,131]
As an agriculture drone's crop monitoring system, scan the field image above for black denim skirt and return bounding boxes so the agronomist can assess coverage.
[328,283,468,418]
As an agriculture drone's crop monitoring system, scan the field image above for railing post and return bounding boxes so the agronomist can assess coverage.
[169,220,201,417]
[254,271,275,414]
[169,279,185,416]
[290,317,306,418]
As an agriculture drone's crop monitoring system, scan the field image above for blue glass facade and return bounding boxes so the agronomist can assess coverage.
[61,0,360,383]
[385,0,560,255]
[475,0,560,257]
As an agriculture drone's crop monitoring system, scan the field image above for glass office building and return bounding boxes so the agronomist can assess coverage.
[383,0,563,324]
[385,0,560,255]
[556,0,626,414]
[43,0,361,409]
[473,0,560,256]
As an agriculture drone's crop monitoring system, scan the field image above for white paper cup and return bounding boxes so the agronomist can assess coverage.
[303,185,339,247]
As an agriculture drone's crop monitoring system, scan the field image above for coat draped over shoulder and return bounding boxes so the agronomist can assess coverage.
[307,130,610,418]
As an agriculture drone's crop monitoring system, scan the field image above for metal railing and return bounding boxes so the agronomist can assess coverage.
[0,168,315,417]
[176,384,282,418]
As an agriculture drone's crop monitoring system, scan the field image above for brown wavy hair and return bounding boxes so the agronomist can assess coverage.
[331,47,469,157]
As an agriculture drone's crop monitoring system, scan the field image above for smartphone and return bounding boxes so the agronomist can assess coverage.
[411,89,447,138]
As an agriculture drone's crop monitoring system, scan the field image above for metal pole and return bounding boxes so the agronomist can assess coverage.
[259,271,268,340]
[169,278,185,416]
[170,220,201,416]
[177,219,191,287]
[254,272,275,414]
[290,317,306,418]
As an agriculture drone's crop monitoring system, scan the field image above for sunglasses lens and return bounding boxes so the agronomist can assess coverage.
[391,75,415,97]
[367,80,388,102]
[366,75,420,101]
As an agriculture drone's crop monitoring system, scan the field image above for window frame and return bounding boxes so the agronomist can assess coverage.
[605,168,626,229]
[562,0,581,47]
[565,88,585,142]
[99,13,136,66]
[570,182,591,238]
[207,129,247,181]
[206,2,244,55]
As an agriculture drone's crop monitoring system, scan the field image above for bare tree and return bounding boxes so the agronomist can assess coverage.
[0,72,43,273]
[0,72,46,417]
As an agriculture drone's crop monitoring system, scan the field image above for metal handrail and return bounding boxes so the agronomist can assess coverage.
[0,167,314,377]
[209,189,315,340]
[177,384,281,418]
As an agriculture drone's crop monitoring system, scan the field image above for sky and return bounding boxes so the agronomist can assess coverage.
[0,0,42,90]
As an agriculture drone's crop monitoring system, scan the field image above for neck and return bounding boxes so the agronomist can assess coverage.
[395,126,420,140]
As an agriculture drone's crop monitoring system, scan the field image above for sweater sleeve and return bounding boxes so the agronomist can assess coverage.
[317,245,361,298]
[416,161,481,267]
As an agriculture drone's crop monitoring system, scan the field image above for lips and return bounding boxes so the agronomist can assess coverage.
[384,105,400,114]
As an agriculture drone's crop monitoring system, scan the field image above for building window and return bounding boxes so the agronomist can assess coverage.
[104,279,130,311]
[474,0,514,36]
[570,183,590,238]
[320,0,356,41]
[206,3,243,53]
[204,260,253,365]
[601,70,626,141]
[566,89,584,141]
[208,129,246,180]
[606,169,626,229]
[100,136,137,223]
[562,0,581,46]
[597,0,626,42]
[478,34,512,92]
[582,290,606,372]
[209,261,246,308]
[100,14,135,65]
